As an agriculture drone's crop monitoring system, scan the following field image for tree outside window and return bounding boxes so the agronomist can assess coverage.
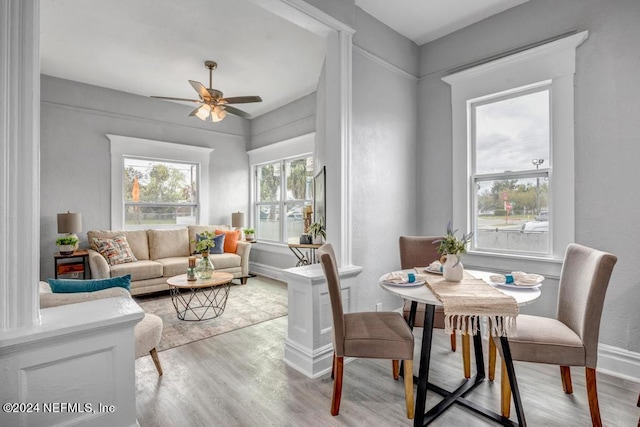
[123,158,198,228]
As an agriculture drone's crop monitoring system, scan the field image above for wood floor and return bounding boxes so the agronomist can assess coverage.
[136,316,640,426]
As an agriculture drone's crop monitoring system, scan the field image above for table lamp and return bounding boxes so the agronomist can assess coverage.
[57,211,82,251]
[231,212,245,229]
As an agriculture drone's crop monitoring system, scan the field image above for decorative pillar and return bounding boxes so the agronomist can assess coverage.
[281,263,362,378]
[0,0,40,330]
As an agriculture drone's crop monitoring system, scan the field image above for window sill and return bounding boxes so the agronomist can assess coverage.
[250,241,293,257]
[462,250,563,279]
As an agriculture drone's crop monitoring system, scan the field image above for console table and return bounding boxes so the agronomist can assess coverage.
[288,242,322,266]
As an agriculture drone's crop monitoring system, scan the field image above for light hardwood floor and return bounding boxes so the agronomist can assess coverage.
[136,316,639,426]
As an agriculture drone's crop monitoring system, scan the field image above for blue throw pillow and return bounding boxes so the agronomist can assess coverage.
[196,233,225,255]
[48,275,131,293]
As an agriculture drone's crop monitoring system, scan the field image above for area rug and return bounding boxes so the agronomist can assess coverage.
[134,276,288,352]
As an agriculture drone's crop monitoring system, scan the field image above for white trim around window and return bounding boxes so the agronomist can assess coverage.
[247,132,315,248]
[442,31,588,277]
[108,134,213,230]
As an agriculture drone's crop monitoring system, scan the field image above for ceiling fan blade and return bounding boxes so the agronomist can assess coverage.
[223,105,252,119]
[189,80,212,100]
[151,96,202,103]
[221,96,263,105]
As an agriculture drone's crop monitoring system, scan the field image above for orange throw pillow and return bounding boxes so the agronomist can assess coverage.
[215,229,241,253]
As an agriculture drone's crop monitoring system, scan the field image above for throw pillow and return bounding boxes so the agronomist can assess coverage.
[48,274,132,293]
[195,232,225,255]
[215,229,241,253]
[91,234,137,266]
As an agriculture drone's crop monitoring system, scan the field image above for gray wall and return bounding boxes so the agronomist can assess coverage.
[40,75,251,281]
[249,92,316,150]
[417,0,640,352]
[350,8,419,312]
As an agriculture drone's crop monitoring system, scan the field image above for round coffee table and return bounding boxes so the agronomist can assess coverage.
[167,272,234,321]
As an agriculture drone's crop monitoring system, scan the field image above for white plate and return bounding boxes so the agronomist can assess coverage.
[491,281,542,289]
[424,267,443,275]
[381,280,425,287]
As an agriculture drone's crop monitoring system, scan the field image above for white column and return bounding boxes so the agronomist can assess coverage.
[281,263,362,378]
[0,0,40,330]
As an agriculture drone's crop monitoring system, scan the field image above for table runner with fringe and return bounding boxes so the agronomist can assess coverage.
[418,270,519,337]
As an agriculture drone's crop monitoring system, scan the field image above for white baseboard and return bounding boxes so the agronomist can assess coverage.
[598,343,640,384]
[248,262,286,282]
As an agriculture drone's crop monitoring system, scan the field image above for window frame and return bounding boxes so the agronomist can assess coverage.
[469,82,552,256]
[248,133,315,248]
[253,154,314,244]
[108,134,213,230]
[122,156,200,229]
[442,31,588,276]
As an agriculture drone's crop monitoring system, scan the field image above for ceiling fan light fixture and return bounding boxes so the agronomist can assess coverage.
[213,105,227,121]
[195,104,211,121]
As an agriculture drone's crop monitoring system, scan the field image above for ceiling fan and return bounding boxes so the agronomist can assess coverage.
[151,60,262,122]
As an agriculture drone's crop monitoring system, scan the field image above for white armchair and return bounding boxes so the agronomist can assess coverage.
[39,282,164,375]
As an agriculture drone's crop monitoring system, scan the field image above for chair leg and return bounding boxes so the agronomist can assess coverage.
[462,333,471,379]
[450,330,457,352]
[488,334,497,381]
[331,352,336,380]
[150,348,163,376]
[501,359,511,418]
[560,366,573,394]
[392,360,400,380]
[331,356,344,416]
[403,360,414,419]
[586,367,602,427]
[240,277,248,285]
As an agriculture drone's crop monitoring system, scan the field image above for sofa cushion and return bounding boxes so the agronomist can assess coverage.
[110,260,163,282]
[155,257,189,278]
[92,235,138,266]
[88,230,149,260]
[188,225,228,254]
[215,229,241,253]
[148,228,190,260]
[195,232,225,255]
[209,253,242,270]
[48,274,131,293]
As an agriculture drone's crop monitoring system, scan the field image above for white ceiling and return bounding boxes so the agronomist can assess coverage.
[40,0,527,119]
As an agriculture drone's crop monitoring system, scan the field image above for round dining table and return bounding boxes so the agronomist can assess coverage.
[379,269,542,427]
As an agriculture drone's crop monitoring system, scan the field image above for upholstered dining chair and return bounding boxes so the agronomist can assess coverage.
[399,236,472,378]
[317,243,415,419]
[492,243,617,426]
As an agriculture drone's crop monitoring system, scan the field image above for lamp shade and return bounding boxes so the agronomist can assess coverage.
[57,212,82,234]
[231,212,245,228]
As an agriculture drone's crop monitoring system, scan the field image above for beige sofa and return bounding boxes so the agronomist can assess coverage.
[87,226,251,296]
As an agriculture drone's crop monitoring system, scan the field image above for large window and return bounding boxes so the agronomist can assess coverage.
[255,156,314,243]
[123,158,199,227]
[109,134,212,230]
[471,84,550,255]
[443,31,588,268]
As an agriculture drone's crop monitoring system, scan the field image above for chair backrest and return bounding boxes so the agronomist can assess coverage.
[399,236,443,269]
[317,243,346,356]
[556,243,617,367]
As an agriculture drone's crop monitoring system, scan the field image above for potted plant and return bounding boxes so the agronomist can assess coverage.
[308,218,326,245]
[434,221,473,282]
[56,236,79,255]
[243,228,256,241]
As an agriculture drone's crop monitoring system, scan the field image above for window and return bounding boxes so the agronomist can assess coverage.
[123,158,198,228]
[443,31,588,267]
[255,155,314,243]
[471,84,551,255]
[108,134,212,230]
